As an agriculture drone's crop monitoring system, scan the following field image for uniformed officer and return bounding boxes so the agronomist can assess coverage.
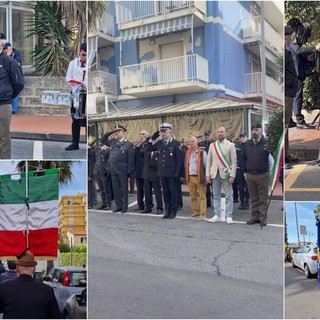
[100,124,134,213]
[146,123,183,219]
[93,143,112,210]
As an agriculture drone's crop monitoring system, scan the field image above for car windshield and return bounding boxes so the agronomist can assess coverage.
[70,271,87,287]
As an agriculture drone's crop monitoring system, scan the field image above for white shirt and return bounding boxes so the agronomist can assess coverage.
[66,57,87,88]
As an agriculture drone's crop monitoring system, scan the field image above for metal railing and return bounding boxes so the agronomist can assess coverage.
[119,54,208,89]
[88,70,118,96]
[243,72,282,101]
[116,1,202,24]
[240,15,282,53]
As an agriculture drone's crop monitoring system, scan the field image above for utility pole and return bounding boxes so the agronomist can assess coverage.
[260,2,267,133]
[295,202,300,245]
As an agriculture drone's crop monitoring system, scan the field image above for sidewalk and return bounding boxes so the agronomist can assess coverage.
[289,127,320,160]
[10,115,86,142]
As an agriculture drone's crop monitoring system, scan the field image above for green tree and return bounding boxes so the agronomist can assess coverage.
[25,1,107,76]
[16,161,75,184]
[266,108,283,155]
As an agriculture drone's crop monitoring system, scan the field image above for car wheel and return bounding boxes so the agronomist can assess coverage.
[291,259,296,268]
[304,264,312,278]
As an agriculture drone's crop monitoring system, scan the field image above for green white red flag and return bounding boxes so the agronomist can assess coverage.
[0,169,59,257]
[269,131,284,192]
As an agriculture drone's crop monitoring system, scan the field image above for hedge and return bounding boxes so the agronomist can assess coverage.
[60,252,86,267]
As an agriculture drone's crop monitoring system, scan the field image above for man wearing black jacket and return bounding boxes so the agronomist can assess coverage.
[0,35,24,159]
[285,26,298,164]
[242,124,273,227]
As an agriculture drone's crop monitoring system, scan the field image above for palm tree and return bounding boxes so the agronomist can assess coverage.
[16,161,75,184]
[25,1,107,76]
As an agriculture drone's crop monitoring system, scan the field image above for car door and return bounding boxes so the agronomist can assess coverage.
[294,247,303,269]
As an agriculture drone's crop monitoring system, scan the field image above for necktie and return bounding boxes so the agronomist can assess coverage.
[80,60,86,81]
[254,139,258,145]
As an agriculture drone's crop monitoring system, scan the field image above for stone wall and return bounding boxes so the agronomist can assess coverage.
[18,76,72,116]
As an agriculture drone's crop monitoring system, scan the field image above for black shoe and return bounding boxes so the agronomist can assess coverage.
[134,207,144,211]
[105,205,111,210]
[247,218,260,225]
[162,213,170,219]
[113,208,122,213]
[288,119,296,128]
[177,206,182,210]
[243,204,250,210]
[97,205,106,210]
[141,209,152,213]
[167,214,176,219]
[65,143,79,151]
[156,208,163,214]
[285,155,299,163]
[238,203,245,210]
[233,199,239,203]
[260,221,267,228]
[121,210,127,213]
[296,122,314,130]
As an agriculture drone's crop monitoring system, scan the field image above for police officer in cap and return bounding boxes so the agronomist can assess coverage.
[100,124,134,213]
[146,123,183,219]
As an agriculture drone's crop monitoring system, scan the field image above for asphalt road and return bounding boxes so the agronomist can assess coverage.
[88,197,283,319]
[285,263,319,319]
[11,139,86,159]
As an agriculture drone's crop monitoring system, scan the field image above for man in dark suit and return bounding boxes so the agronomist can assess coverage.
[93,143,112,210]
[100,124,134,213]
[146,123,183,219]
[0,260,17,282]
[143,146,163,214]
[0,249,61,319]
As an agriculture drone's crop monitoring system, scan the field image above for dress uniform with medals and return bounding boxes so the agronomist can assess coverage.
[146,123,183,219]
[100,124,134,213]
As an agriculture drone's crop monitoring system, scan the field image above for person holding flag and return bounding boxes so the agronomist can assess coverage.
[242,124,274,227]
[206,127,237,224]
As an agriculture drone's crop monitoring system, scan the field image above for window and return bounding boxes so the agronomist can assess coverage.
[12,8,33,67]
[0,7,7,36]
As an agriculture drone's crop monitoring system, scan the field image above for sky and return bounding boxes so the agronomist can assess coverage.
[0,161,86,198]
[285,202,319,245]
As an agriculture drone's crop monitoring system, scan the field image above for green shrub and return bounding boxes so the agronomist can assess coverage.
[60,252,86,267]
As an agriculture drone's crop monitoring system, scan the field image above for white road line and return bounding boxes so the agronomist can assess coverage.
[33,141,43,159]
[90,209,283,228]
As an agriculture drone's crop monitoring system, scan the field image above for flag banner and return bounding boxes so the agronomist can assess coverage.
[0,169,59,257]
[269,132,284,192]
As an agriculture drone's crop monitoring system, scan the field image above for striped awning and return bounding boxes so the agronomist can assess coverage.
[120,16,192,41]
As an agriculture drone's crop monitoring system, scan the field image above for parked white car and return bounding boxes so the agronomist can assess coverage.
[291,245,318,278]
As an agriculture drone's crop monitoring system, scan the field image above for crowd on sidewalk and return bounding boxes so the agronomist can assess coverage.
[88,123,274,227]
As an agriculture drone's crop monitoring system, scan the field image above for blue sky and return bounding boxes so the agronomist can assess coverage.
[285,202,319,245]
[0,161,86,198]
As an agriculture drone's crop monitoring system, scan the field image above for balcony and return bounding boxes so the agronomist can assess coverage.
[243,72,283,104]
[88,71,118,97]
[98,12,115,37]
[119,54,208,97]
[240,16,282,55]
[116,1,206,34]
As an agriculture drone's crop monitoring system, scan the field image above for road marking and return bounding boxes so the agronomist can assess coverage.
[90,209,283,228]
[285,164,320,191]
[33,141,43,159]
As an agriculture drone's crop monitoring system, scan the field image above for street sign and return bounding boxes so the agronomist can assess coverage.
[300,225,307,235]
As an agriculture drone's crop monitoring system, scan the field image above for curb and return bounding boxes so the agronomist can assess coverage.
[11,131,86,143]
[289,148,319,161]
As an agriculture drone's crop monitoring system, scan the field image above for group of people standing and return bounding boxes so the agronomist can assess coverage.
[89,122,273,227]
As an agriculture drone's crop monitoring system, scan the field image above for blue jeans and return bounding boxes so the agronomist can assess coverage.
[212,173,233,217]
[12,96,19,113]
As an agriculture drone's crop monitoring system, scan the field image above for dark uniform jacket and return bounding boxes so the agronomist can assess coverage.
[285,48,298,97]
[0,274,61,319]
[143,150,160,181]
[242,136,270,174]
[88,147,96,180]
[101,136,134,176]
[93,147,110,176]
[0,51,24,105]
[146,138,183,178]
[134,142,147,179]
[0,271,17,282]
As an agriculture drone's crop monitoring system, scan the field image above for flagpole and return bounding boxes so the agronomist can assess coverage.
[25,160,29,249]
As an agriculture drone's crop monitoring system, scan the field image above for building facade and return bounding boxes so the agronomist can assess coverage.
[58,193,87,245]
[88,1,283,141]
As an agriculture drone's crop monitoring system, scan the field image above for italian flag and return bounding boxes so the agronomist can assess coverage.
[0,169,59,258]
[269,131,284,192]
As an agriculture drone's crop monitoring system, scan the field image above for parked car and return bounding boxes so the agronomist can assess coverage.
[43,267,87,312]
[63,288,86,319]
[291,245,318,278]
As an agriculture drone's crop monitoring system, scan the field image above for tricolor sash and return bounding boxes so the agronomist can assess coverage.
[213,141,232,179]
